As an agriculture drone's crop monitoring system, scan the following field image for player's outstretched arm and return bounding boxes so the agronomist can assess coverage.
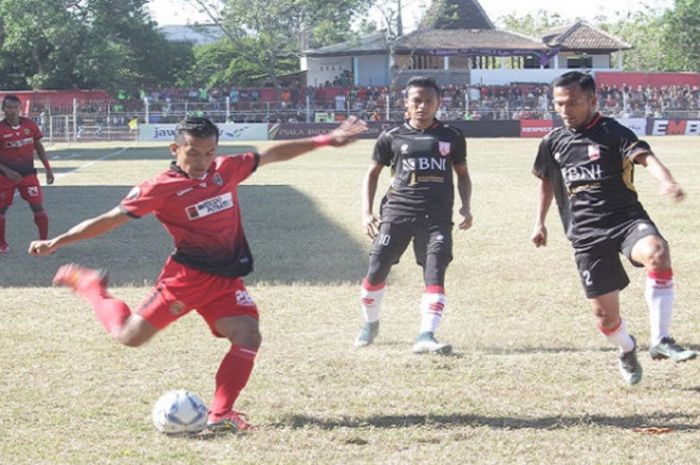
[28,206,132,256]
[258,116,367,167]
[454,163,473,230]
[531,176,553,247]
[635,153,685,202]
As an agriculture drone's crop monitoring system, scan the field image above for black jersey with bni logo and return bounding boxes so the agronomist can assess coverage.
[532,113,654,249]
[373,120,467,223]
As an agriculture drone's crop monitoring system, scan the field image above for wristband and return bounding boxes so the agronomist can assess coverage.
[312,134,332,148]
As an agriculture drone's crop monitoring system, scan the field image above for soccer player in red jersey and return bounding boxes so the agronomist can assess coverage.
[29,116,366,432]
[0,95,53,253]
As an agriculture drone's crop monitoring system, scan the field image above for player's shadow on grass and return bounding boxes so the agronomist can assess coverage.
[1,184,367,287]
[280,411,700,431]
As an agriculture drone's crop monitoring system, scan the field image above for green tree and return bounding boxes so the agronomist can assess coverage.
[497,10,568,37]
[663,0,700,71]
[0,0,176,90]
[189,0,373,87]
[185,38,296,88]
[0,1,86,89]
[601,7,669,71]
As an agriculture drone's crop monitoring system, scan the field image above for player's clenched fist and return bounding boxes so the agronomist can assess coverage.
[28,240,56,256]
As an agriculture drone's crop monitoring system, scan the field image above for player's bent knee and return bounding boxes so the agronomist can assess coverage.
[642,243,670,269]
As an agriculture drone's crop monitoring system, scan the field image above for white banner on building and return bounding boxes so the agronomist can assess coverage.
[615,118,647,136]
[139,123,268,141]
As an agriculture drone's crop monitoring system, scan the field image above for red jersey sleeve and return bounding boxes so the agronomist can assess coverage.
[27,119,43,140]
[218,152,260,185]
[119,180,165,218]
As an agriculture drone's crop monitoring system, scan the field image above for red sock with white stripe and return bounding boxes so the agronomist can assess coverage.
[420,285,446,333]
[645,269,674,345]
[34,211,49,240]
[210,344,257,418]
[361,278,386,323]
[598,319,635,353]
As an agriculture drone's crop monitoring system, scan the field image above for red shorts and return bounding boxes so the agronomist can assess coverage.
[0,173,43,208]
[136,258,259,337]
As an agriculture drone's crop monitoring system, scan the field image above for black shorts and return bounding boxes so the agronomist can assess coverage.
[371,219,453,267]
[574,218,663,298]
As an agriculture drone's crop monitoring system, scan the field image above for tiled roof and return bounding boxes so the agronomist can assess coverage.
[542,21,632,51]
[397,29,547,52]
[304,31,388,56]
[418,0,494,30]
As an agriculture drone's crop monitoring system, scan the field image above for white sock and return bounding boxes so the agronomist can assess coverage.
[645,269,674,345]
[599,319,635,353]
[419,290,446,334]
[360,280,385,323]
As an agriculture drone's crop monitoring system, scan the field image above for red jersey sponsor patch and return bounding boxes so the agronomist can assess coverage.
[0,117,42,174]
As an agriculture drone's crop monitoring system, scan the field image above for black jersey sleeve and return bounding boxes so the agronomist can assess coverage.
[618,127,653,163]
[372,131,394,166]
[451,131,467,165]
[532,136,553,179]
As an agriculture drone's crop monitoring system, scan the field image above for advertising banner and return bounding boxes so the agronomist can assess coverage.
[268,122,395,140]
[138,123,268,141]
[447,120,521,138]
[647,119,700,136]
[520,119,553,138]
[269,121,522,140]
[616,118,647,136]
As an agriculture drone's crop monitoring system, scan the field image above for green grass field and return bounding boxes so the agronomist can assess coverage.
[2,137,700,464]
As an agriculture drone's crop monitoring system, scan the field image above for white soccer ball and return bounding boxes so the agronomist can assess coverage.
[152,390,208,434]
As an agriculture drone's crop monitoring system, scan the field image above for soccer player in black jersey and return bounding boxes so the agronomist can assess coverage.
[531,71,695,385]
[354,76,473,354]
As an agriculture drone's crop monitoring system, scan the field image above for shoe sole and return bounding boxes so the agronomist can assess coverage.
[412,344,453,355]
[650,351,697,362]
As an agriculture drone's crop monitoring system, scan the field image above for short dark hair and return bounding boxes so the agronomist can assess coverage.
[175,116,219,142]
[553,71,596,95]
[405,76,441,96]
[2,95,20,108]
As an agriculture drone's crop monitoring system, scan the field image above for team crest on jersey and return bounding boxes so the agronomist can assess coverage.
[125,186,140,200]
[400,143,409,154]
[588,144,601,161]
[554,152,562,162]
[438,141,451,157]
[235,290,255,307]
[23,128,31,136]
[186,192,233,220]
[169,301,185,315]
[212,173,223,185]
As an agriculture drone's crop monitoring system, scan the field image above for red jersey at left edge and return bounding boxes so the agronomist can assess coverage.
[0,117,43,175]
[119,153,260,277]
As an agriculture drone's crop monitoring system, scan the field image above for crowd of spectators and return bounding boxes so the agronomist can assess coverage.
[598,84,700,118]
[25,82,700,125]
[129,82,700,122]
